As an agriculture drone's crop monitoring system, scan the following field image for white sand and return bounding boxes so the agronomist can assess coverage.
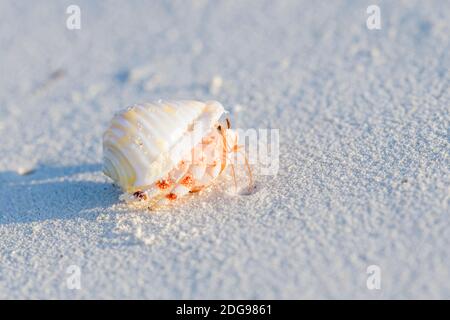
[0,0,449,299]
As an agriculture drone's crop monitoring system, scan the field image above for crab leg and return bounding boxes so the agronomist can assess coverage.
[121,160,189,204]
[155,163,206,206]
[140,166,226,206]
[197,160,222,186]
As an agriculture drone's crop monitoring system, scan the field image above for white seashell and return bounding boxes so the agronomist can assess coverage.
[102,100,252,208]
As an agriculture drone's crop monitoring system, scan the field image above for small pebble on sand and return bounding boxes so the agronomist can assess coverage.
[17,165,36,176]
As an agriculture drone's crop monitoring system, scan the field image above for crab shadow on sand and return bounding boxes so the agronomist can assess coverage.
[0,163,120,225]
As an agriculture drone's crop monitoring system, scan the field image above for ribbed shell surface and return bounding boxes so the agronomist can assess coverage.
[103,100,225,192]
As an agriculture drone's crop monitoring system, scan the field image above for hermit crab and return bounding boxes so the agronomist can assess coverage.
[102,100,252,208]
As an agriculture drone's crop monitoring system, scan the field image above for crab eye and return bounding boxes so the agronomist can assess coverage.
[226,118,231,129]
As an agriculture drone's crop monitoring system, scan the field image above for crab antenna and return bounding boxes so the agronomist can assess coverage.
[229,161,238,192]
[218,121,238,190]
[221,121,254,193]
[233,138,254,192]
[218,124,228,174]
